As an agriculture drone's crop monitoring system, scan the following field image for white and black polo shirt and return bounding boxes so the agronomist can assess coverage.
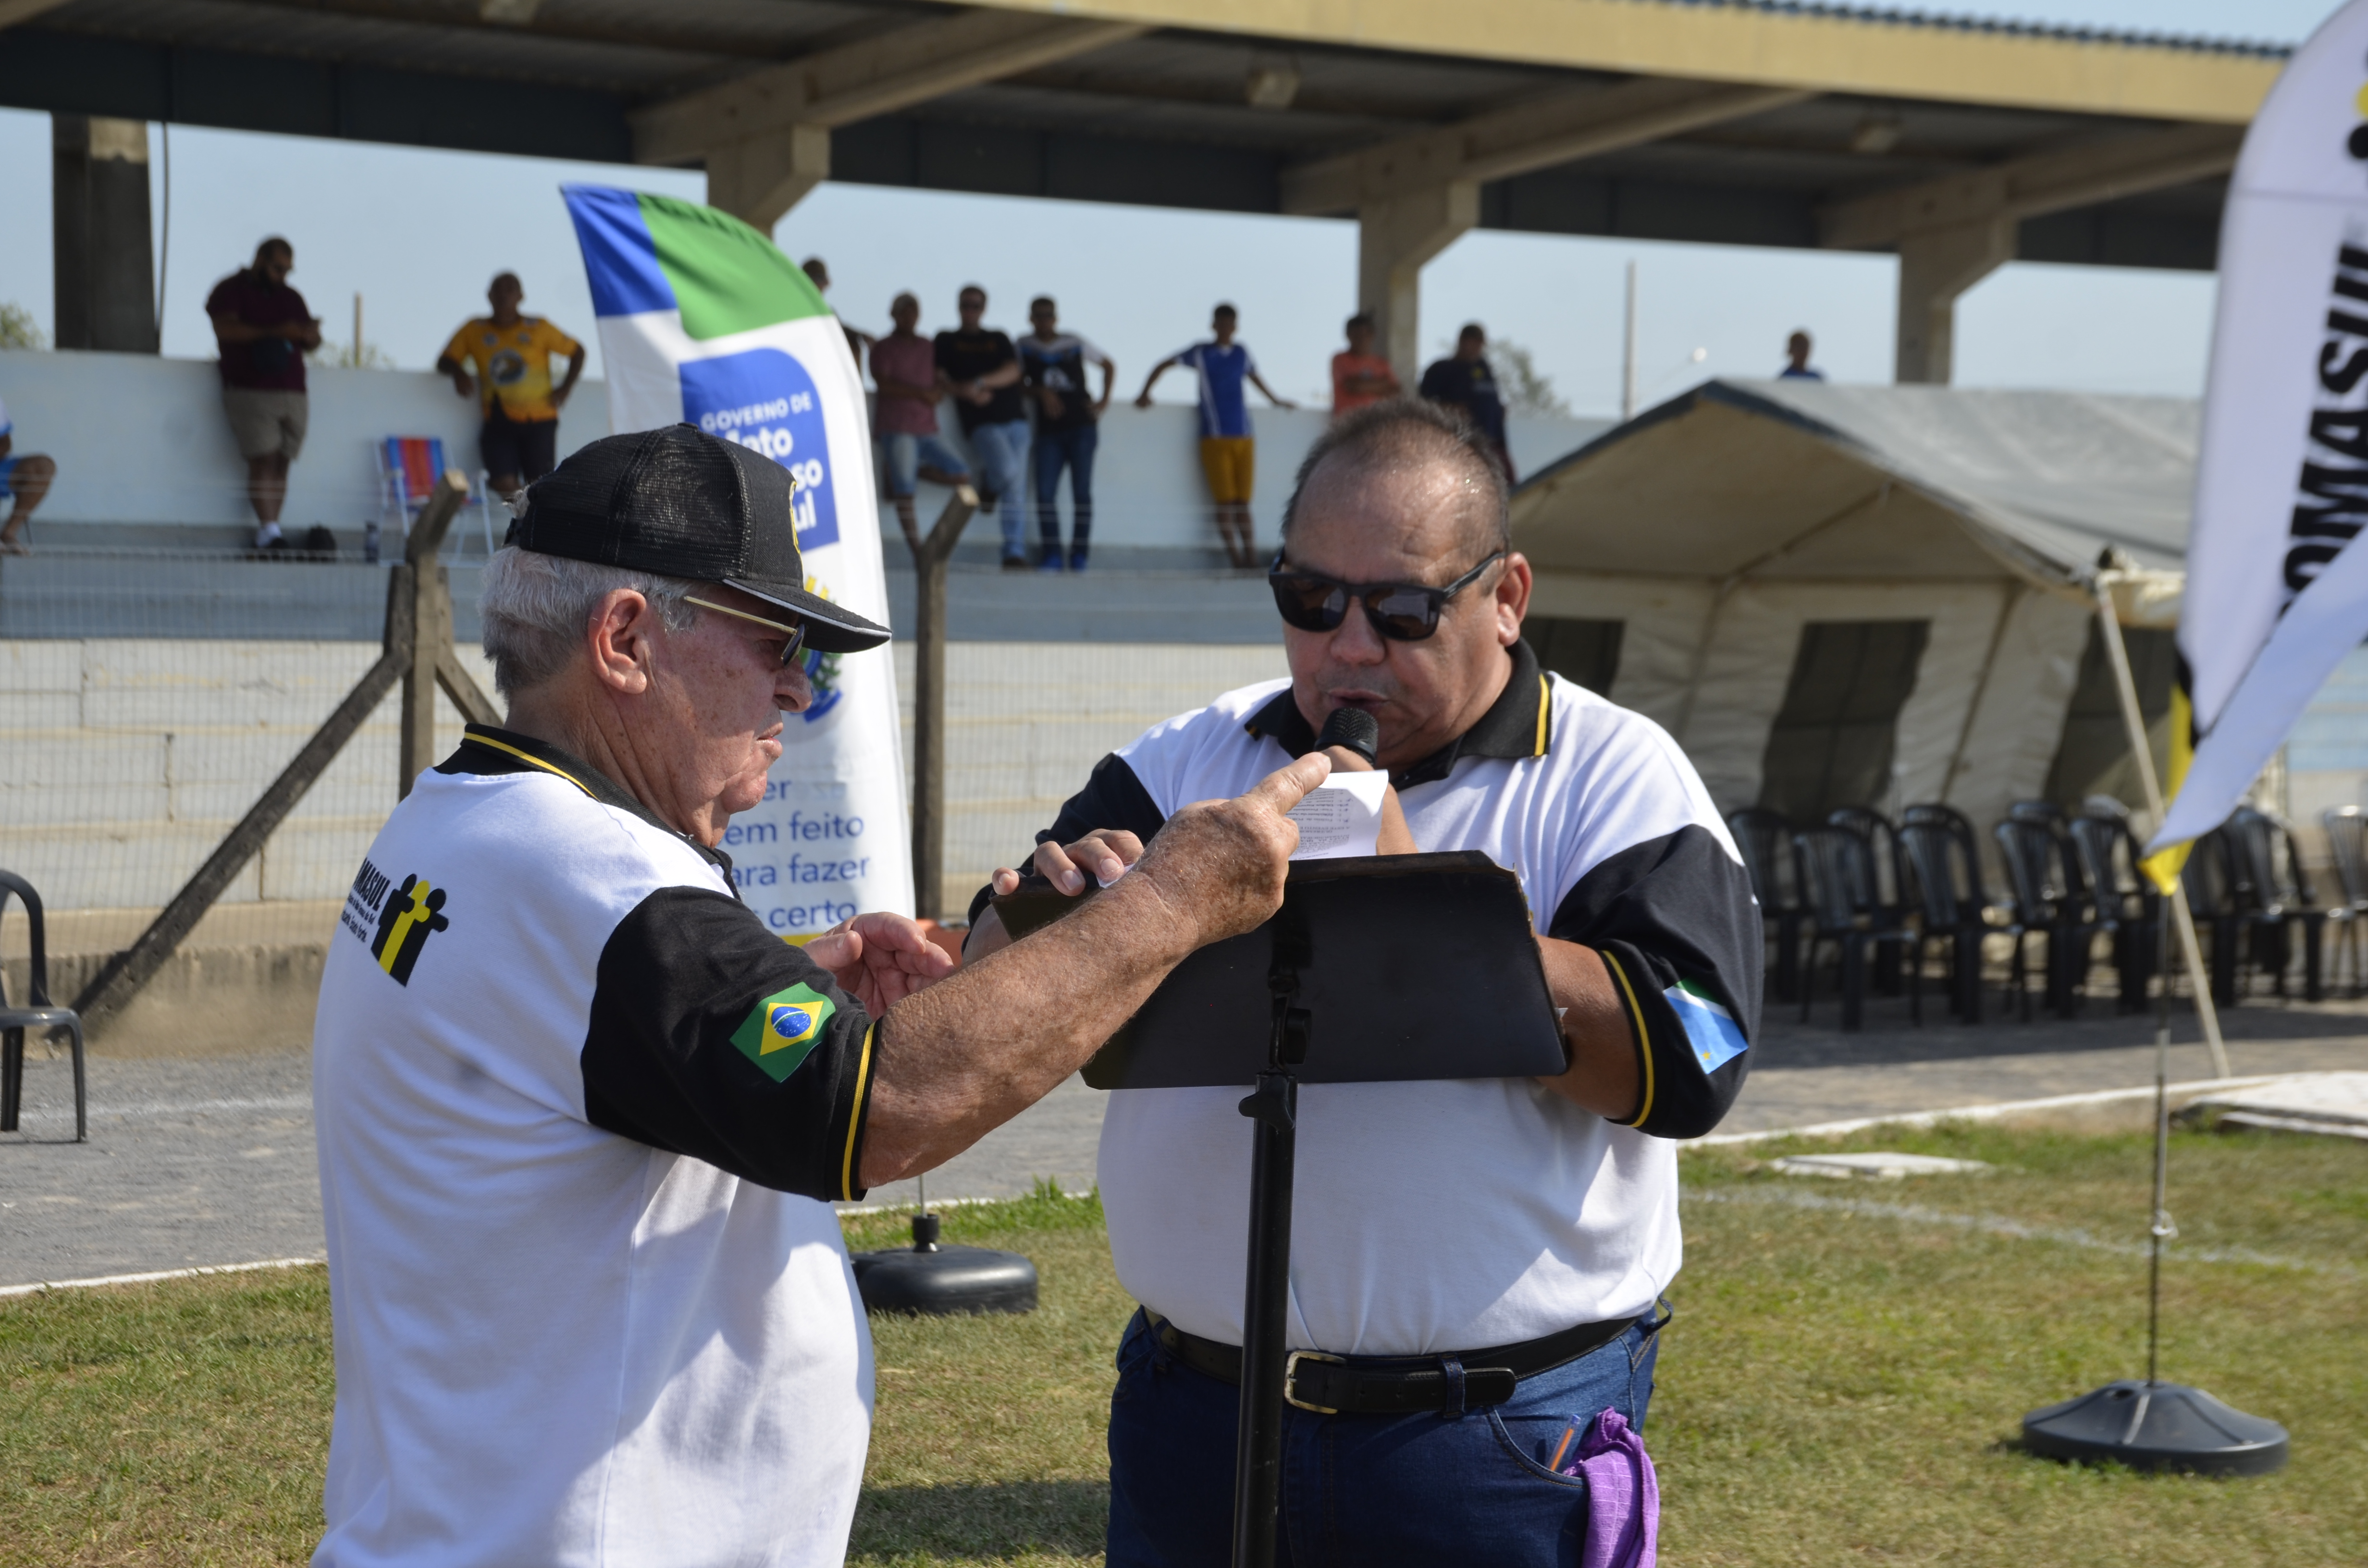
[313,725,880,1568]
[974,642,1760,1356]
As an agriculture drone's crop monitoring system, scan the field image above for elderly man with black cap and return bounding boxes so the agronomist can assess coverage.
[310,424,1331,1568]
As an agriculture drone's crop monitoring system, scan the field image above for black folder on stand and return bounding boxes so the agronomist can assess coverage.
[993,849,1566,1568]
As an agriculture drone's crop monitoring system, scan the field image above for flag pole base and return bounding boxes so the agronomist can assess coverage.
[2022,1381,2288,1477]
[851,1212,1038,1317]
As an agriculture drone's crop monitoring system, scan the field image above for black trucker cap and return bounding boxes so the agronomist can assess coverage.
[509,423,890,654]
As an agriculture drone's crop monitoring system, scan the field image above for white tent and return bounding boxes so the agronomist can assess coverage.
[1511,378,2193,835]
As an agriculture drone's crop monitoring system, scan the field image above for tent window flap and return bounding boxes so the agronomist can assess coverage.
[2046,622,2175,810]
[1529,617,1624,696]
[1757,619,1931,821]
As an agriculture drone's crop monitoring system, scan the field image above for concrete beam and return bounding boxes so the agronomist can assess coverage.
[1895,218,2015,385]
[959,0,2277,124]
[1823,124,2243,386]
[1287,78,1810,216]
[0,0,72,28]
[1360,182,1480,387]
[52,113,156,354]
[703,125,832,237]
[1820,122,2245,251]
[632,12,1145,166]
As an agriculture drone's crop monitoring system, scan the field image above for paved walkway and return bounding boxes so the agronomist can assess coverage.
[6,994,2362,1287]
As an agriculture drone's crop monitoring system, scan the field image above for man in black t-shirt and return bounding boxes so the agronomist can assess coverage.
[1419,322,1515,483]
[933,286,1030,566]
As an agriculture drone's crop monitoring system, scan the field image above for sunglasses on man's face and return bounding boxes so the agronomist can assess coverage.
[1267,550,1506,642]
[683,595,810,668]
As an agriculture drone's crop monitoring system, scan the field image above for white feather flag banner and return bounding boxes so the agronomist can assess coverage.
[2158,0,2368,850]
[564,184,913,931]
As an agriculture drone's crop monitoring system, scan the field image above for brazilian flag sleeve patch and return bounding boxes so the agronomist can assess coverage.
[729,982,837,1083]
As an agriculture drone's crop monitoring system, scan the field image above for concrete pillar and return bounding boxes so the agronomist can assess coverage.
[704,125,832,234]
[1893,217,2015,385]
[1357,181,1478,389]
[52,113,157,354]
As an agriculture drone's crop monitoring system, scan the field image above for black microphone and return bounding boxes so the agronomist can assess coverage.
[1315,706,1379,767]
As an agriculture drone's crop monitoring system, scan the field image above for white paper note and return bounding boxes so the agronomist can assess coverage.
[1285,771,1389,860]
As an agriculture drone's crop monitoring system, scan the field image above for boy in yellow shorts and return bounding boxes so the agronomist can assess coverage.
[1136,304,1296,568]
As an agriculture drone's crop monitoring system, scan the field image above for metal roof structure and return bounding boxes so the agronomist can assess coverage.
[1,0,2292,380]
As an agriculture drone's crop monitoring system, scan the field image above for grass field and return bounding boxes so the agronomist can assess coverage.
[3,1129,2363,1566]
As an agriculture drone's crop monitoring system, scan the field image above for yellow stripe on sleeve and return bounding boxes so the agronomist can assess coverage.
[840,1023,877,1201]
[1602,951,1656,1129]
[1534,674,1552,756]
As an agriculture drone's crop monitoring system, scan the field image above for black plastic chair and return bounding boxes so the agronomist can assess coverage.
[1795,826,1917,1031]
[1898,809,1998,1022]
[1993,817,2098,1021]
[2319,806,2368,994]
[2226,807,2333,1002]
[2181,828,2249,1007]
[0,870,87,1142]
[2068,799,2161,1010]
[1727,808,1805,1004]
[1827,806,1908,994]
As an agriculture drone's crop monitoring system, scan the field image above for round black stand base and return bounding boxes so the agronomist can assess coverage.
[851,1213,1037,1317]
[2023,1381,2289,1476]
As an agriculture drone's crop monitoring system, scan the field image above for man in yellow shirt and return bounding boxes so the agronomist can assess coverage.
[438,273,587,502]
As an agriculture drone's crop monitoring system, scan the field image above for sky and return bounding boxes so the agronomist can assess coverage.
[0,0,2346,418]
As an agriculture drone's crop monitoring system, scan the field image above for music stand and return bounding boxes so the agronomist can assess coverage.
[995,850,1566,1568]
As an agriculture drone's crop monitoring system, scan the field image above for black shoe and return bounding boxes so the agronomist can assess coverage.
[1001,553,1029,571]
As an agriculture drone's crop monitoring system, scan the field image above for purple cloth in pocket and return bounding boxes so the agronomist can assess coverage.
[1563,1407,1658,1568]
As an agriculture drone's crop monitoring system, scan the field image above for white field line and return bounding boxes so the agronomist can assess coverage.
[1686,1186,2361,1280]
[0,1256,326,1298]
[1693,1075,2289,1147]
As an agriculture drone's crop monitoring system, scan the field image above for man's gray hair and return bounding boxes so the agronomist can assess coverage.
[479,546,702,698]
[1281,397,1511,554]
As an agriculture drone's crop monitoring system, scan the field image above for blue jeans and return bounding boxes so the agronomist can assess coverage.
[965,419,1032,556]
[1033,422,1098,557]
[1106,1308,1663,1568]
[878,431,971,498]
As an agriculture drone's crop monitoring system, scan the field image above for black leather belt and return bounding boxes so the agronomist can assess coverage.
[1147,1306,1660,1417]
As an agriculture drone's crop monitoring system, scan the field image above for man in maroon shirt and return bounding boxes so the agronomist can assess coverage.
[207,237,321,550]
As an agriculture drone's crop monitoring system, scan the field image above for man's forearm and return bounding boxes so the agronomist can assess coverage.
[1535,935,1641,1121]
[861,872,1195,1186]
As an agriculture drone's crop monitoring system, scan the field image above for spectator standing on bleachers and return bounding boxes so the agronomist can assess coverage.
[872,291,972,560]
[1419,322,1515,483]
[1330,312,1400,418]
[1136,303,1296,569]
[1018,295,1114,574]
[935,286,1031,566]
[802,257,872,368]
[1779,330,1825,380]
[207,237,321,551]
[0,393,57,554]
[436,272,586,505]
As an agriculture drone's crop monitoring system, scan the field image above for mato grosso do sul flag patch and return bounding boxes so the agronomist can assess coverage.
[729,982,838,1082]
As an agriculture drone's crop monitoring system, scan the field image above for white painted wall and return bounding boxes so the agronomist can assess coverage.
[0,348,613,532]
[0,349,1605,551]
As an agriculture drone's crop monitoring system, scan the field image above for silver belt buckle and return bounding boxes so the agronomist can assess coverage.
[1283,1349,1345,1414]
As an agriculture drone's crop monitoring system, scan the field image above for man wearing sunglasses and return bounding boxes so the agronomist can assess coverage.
[308,422,1333,1568]
[965,398,1762,1566]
